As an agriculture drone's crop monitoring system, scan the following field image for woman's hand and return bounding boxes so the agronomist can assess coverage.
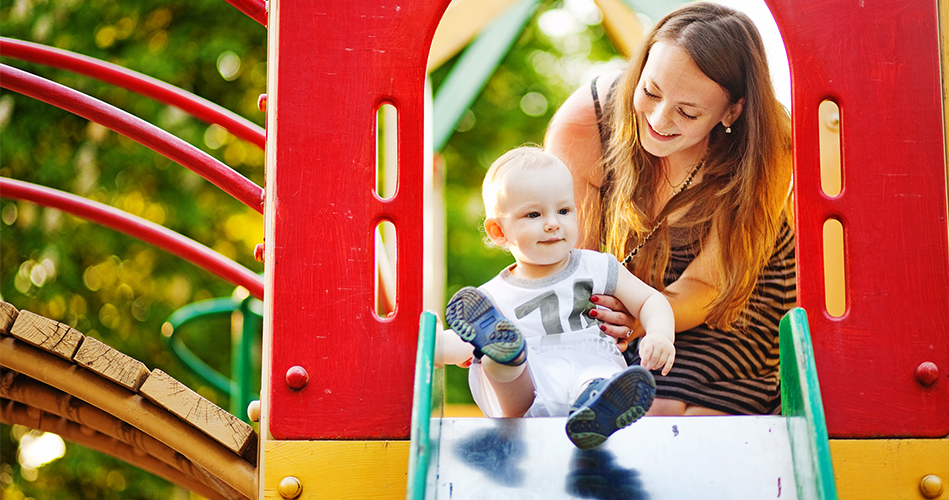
[588,294,644,352]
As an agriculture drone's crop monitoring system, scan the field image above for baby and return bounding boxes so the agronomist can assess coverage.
[439,146,675,449]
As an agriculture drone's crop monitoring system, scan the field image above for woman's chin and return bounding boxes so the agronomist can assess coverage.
[641,141,672,158]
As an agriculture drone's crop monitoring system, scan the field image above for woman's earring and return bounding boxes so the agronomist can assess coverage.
[725,126,732,134]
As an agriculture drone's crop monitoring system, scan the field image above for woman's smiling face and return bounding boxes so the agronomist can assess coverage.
[633,41,743,163]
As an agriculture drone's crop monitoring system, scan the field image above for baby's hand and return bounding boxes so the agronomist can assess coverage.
[638,333,675,376]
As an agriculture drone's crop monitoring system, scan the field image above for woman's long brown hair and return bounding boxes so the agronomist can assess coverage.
[596,2,792,330]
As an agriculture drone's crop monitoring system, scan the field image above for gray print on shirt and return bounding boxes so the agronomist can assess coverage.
[514,279,598,335]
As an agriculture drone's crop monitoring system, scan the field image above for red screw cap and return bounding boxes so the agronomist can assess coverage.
[286,366,309,390]
[915,362,939,386]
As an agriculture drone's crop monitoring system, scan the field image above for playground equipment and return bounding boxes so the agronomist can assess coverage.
[1,0,948,498]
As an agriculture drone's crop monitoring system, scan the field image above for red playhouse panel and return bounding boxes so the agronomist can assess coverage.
[768,0,949,437]
[265,0,451,439]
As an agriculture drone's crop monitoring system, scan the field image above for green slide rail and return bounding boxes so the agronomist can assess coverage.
[780,307,838,500]
[408,311,444,500]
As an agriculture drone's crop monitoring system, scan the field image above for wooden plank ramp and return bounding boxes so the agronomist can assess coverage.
[0,301,257,500]
[140,369,257,462]
[0,301,17,334]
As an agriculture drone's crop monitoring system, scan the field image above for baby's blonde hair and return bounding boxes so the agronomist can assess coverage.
[482,145,566,218]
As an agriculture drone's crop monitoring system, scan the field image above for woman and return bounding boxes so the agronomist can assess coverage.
[545,2,795,415]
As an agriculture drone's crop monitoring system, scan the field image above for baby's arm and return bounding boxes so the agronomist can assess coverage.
[612,268,676,375]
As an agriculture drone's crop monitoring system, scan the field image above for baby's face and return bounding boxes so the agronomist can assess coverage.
[493,163,578,269]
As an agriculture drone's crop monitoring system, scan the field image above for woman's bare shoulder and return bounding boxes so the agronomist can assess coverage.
[545,71,624,187]
[548,70,624,129]
[548,85,598,131]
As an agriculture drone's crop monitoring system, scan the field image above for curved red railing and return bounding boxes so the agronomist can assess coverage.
[0,64,264,214]
[0,38,265,149]
[0,178,264,300]
[224,0,268,27]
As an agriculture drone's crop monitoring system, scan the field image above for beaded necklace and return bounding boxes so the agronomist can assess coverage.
[621,158,705,266]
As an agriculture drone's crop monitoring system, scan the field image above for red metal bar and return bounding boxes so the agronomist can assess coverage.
[224,0,268,27]
[1,64,264,214]
[0,38,265,150]
[0,178,264,300]
[768,0,949,437]
[265,0,451,439]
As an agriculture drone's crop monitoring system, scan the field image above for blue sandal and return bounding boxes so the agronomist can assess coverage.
[445,287,526,366]
[566,365,656,449]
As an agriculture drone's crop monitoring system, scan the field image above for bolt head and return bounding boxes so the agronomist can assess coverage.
[278,476,302,499]
[920,475,943,499]
[286,365,309,390]
[915,362,939,386]
[247,400,261,422]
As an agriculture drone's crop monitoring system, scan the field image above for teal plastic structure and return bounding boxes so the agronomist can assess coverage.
[780,307,838,500]
[407,311,443,499]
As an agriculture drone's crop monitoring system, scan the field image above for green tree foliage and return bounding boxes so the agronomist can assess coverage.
[0,0,619,497]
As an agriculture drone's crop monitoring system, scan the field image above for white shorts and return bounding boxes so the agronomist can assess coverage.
[469,348,626,418]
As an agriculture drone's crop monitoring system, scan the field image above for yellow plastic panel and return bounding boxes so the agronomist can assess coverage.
[594,0,645,58]
[264,440,410,499]
[831,438,949,499]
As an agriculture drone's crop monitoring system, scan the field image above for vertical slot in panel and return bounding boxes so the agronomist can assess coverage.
[822,218,846,317]
[375,220,396,318]
[819,99,845,317]
[819,100,841,197]
[375,103,398,319]
[943,2,949,242]
[376,103,398,200]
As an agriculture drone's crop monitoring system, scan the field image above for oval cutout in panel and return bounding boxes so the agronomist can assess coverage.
[376,103,398,200]
[823,217,846,317]
[819,100,841,197]
[375,220,396,318]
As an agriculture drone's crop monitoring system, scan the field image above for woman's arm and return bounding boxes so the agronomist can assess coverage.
[660,231,722,332]
[593,232,724,346]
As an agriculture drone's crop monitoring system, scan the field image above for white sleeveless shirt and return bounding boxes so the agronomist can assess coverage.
[469,249,628,417]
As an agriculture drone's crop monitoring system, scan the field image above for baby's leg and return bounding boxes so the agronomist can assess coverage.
[435,327,474,368]
[482,358,534,417]
[568,363,623,404]
[445,287,532,416]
